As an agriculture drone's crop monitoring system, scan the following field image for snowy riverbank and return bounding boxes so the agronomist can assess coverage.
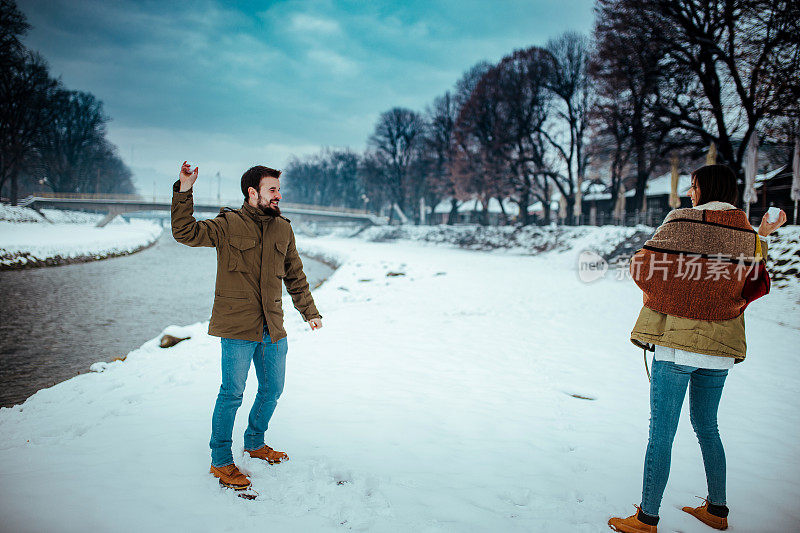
[298,221,651,256]
[299,222,800,288]
[0,205,163,269]
[0,234,798,532]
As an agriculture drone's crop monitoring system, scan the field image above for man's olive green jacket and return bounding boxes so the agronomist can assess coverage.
[171,181,320,342]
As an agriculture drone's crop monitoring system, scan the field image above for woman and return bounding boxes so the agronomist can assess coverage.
[608,164,787,533]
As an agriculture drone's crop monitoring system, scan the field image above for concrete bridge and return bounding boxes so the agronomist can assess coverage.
[20,193,387,227]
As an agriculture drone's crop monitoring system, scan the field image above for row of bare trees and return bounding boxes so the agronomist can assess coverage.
[285,33,595,225]
[282,149,364,209]
[0,0,135,205]
[592,0,799,211]
[285,0,799,225]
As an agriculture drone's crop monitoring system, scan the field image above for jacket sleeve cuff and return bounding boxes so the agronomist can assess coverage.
[172,180,193,201]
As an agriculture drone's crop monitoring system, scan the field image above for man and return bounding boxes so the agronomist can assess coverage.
[172,161,322,491]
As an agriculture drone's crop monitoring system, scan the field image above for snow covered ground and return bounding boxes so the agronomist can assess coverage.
[764,226,800,288]
[0,205,163,269]
[297,221,651,258]
[0,232,798,532]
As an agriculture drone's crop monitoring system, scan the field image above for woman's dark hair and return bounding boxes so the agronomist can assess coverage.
[691,164,738,206]
[241,165,281,200]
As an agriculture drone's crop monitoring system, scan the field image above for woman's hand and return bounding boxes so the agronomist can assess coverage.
[757,209,787,237]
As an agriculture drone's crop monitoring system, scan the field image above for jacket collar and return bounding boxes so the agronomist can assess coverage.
[241,201,276,224]
[693,201,737,211]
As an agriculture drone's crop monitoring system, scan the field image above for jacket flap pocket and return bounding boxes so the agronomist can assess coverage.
[230,235,257,251]
[275,240,288,255]
[215,289,249,300]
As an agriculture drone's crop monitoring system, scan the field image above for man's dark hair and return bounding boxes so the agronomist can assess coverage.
[691,164,738,206]
[241,165,281,200]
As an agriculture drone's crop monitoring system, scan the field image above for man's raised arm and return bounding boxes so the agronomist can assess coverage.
[171,161,225,247]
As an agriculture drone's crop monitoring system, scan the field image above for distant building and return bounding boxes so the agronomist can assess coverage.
[581,172,693,226]
[581,165,792,225]
[431,198,520,225]
[428,165,793,226]
[751,165,792,223]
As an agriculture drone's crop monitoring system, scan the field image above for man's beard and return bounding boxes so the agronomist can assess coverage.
[257,194,281,216]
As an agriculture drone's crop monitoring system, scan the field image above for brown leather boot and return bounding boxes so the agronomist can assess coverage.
[246,444,289,464]
[682,500,728,530]
[608,506,658,533]
[209,463,251,490]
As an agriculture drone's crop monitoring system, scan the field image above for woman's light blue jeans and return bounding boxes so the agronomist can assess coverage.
[209,328,287,468]
[640,359,728,517]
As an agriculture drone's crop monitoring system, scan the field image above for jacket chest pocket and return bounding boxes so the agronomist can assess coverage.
[274,240,288,278]
[228,235,258,272]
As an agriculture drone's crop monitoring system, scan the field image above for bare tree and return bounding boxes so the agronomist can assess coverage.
[367,107,424,221]
[0,0,61,204]
[2,1,136,201]
[89,140,136,194]
[421,92,460,223]
[489,46,556,225]
[613,0,800,190]
[36,90,109,193]
[0,0,27,64]
[592,0,670,212]
[282,148,363,209]
[454,61,493,111]
[441,61,494,223]
[452,63,511,226]
[0,51,58,203]
[358,152,392,216]
[588,93,632,211]
[544,32,593,222]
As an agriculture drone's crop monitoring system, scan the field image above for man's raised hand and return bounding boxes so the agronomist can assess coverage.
[179,161,198,192]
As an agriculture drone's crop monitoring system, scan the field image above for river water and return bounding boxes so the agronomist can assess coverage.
[0,232,333,407]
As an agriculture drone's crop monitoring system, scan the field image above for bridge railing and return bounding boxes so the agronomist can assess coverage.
[280,202,371,215]
[24,192,373,215]
[32,192,147,201]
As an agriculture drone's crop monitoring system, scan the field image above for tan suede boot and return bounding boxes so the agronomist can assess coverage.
[682,500,728,530]
[246,444,288,464]
[608,506,658,533]
[209,463,251,490]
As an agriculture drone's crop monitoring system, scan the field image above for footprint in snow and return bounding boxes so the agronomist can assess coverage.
[499,487,532,507]
[239,455,392,528]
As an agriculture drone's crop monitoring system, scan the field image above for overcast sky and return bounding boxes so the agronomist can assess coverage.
[18,0,595,199]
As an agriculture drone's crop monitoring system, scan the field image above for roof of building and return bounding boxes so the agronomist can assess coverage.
[431,165,787,214]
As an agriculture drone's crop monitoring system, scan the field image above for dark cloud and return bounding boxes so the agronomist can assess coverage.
[17,0,593,195]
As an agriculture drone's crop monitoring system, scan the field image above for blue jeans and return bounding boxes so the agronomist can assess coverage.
[640,359,728,517]
[209,328,288,467]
